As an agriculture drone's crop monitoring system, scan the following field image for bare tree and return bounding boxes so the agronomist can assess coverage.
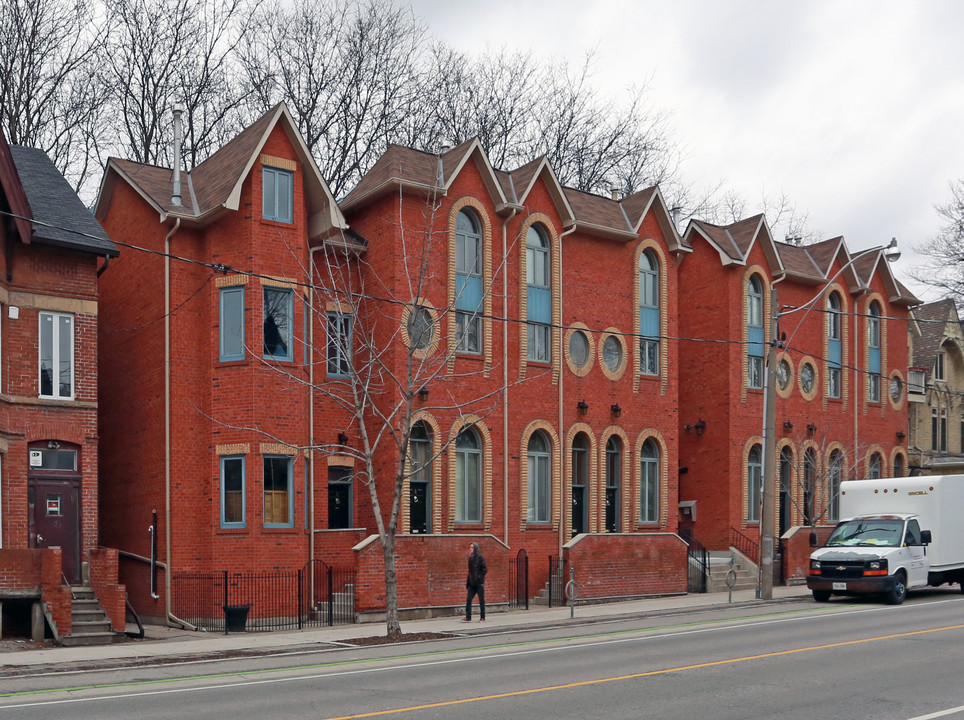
[0,0,108,192]
[911,179,964,302]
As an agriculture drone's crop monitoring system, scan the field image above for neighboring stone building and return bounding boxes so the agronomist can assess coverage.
[907,299,964,474]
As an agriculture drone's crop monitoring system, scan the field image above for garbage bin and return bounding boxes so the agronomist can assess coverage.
[223,604,250,633]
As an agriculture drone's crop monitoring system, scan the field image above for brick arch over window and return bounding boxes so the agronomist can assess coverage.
[741,266,771,402]
[741,436,764,529]
[565,423,597,538]
[632,239,669,395]
[447,197,494,376]
[862,292,888,418]
[801,440,821,526]
[518,212,562,384]
[446,415,494,531]
[633,429,669,529]
[823,442,847,523]
[401,411,444,535]
[822,283,850,410]
[776,438,799,527]
[598,426,631,532]
[519,420,562,532]
[889,447,908,476]
[863,444,886,479]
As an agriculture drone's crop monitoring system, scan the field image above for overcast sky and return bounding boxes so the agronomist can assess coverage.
[406,0,964,301]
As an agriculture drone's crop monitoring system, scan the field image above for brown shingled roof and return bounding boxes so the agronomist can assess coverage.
[913,299,959,372]
[776,241,823,279]
[565,187,631,233]
[620,187,657,230]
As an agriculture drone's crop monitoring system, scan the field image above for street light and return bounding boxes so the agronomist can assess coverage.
[757,238,900,600]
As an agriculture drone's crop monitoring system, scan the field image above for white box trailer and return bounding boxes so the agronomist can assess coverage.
[807,475,964,604]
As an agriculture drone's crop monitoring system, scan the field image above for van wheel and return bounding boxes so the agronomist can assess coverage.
[886,571,907,605]
[812,590,831,603]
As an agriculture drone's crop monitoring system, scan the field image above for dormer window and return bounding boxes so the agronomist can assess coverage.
[263,166,293,223]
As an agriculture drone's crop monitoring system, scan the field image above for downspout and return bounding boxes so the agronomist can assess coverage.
[163,217,183,627]
[501,208,518,545]
[556,226,576,554]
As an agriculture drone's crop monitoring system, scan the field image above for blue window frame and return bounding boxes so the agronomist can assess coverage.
[526,225,551,362]
[263,286,293,361]
[640,439,660,523]
[747,276,764,389]
[455,210,482,354]
[219,286,245,361]
[639,250,660,375]
[527,431,551,523]
[263,166,293,223]
[747,444,762,522]
[327,312,352,376]
[827,292,842,398]
[220,455,245,528]
[263,455,294,528]
[455,428,482,523]
[868,302,881,402]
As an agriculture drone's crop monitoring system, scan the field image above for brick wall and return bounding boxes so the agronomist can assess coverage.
[782,525,834,584]
[563,533,687,599]
[89,547,126,632]
[0,548,43,595]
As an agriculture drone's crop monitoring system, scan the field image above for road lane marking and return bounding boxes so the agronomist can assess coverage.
[908,706,964,719]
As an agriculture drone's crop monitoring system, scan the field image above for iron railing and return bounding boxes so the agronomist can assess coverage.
[547,555,565,608]
[729,527,760,564]
[508,549,529,609]
[172,561,355,632]
[686,536,709,594]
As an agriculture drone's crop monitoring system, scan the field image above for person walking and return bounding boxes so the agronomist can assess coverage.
[462,541,487,622]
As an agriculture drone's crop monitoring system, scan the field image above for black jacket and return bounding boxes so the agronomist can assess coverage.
[466,549,487,587]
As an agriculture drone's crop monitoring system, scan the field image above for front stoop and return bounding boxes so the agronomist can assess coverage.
[61,586,125,647]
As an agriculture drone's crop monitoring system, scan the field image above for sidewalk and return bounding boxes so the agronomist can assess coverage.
[1,586,812,670]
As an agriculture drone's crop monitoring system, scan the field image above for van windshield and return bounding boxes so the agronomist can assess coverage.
[825,519,904,547]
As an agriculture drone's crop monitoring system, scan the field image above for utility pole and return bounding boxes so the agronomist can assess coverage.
[758,286,779,600]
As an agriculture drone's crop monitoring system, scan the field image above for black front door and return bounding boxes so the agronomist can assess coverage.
[30,480,81,584]
[410,482,428,534]
[571,486,586,536]
[605,487,617,532]
[328,484,351,529]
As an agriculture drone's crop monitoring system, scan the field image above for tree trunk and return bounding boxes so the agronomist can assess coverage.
[382,533,401,639]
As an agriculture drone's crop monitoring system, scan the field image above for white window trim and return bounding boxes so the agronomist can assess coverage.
[39,311,74,400]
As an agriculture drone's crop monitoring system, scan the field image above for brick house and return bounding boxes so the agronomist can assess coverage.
[676,218,917,581]
[95,106,689,624]
[906,299,964,473]
[0,128,124,642]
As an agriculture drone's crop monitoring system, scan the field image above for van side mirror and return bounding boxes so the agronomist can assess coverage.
[920,530,932,545]
[809,530,818,547]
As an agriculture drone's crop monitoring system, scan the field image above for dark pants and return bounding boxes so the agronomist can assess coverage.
[465,583,485,619]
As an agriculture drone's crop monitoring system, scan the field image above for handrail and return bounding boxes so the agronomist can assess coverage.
[730,527,760,563]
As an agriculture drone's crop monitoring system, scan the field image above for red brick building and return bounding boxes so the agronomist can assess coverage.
[0,128,124,642]
[95,106,689,624]
[676,217,917,578]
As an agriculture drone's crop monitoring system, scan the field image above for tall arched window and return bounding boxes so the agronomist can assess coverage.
[571,433,589,536]
[827,292,843,398]
[605,437,622,532]
[455,210,482,354]
[869,452,882,479]
[868,301,882,403]
[527,431,551,523]
[747,444,762,522]
[828,449,843,521]
[893,453,904,478]
[747,276,764,389]
[639,251,660,376]
[455,427,482,522]
[803,448,817,526]
[640,439,660,523]
[409,422,432,533]
[526,225,551,362]
[779,447,793,535]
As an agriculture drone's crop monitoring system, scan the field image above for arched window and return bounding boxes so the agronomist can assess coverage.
[639,251,660,375]
[605,437,622,532]
[455,427,482,522]
[747,444,763,522]
[747,276,764,389]
[409,422,432,533]
[571,433,589,536]
[455,210,482,354]
[526,225,551,362]
[828,449,843,521]
[893,454,904,478]
[803,448,817,526]
[827,292,843,398]
[640,439,660,523]
[869,452,882,479]
[868,301,881,403]
[527,431,551,523]
[779,447,793,535]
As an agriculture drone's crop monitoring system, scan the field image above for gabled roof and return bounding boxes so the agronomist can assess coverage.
[560,184,684,248]
[684,214,779,269]
[913,299,962,373]
[5,142,116,257]
[0,128,33,244]
[95,104,346,240]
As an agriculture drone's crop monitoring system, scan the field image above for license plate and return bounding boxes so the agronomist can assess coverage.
[833,582,847,591]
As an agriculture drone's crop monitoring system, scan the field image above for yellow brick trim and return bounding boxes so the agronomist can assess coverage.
[261,275,298,289]
[400,300,440,359]
[446,415,493,531]
[798,355,819,402]
[260,442,292,455]
[598,427,631,532]
[1,290,98,315]
[632,240,668,395]
[327,455,354,467]
[775,351,795,399]
[888,369,906,411]
[598,327,628,381]
[634,429,669,529]
[260,154,296,171]
[214,274,249,288]
[741,267,771,403]
[862,293,887,418]
[863,444,886,479]
[565,423,597,538]
[447,198,493,377]
[822,284,848,410]
[519,420,562,532]
[216,443,250,455]
[325,299,354,314]
[517,213,561,384]
[776,439,797,526]
[889,447,907,476]
[563,322,595,377]
[741,436,764,528]
[823,442,847,519]
[401,412,443,535]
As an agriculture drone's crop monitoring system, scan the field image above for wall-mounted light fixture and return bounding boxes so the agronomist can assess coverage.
[611,403,622,418]
[783,420,794,431]
[577,400,589,416]
[807,423,817,436]
[896,430,906,441]
[337,432,349,445]
[684,419,706,436]
[418,386,429,400]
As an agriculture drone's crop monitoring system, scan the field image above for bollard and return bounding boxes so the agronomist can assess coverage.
[565,567,580,618]
[725,557,737,603]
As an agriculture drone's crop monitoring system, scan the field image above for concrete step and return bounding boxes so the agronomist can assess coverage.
[63,585,120,647]
[61,631,125,647]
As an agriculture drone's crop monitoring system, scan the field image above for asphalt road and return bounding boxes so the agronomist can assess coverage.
[3,590,964,720]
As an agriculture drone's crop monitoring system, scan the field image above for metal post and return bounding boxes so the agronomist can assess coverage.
[759,287,779,600]
[223,569,229,635]
[297,568,303,630]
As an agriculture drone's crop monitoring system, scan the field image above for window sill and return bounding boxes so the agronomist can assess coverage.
[260,217,295,229]
[527,359,552,368]
[454,353,484,362]
[216,526,248,535]
[215,360,248,369]
[262,525,298,532]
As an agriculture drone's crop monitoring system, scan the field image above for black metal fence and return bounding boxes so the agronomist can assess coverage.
[508,549,528,609]
[547,555,565,608]
[729,526,759,564]
[172,560,355,632]
[686,536,709,593]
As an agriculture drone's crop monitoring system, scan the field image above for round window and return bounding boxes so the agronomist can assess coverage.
[569,330,589,368]
[777,359,791,391]
[800,362,815,395]
[890,376,902,402]
[602,335,623,373]
[406,305,433,349]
